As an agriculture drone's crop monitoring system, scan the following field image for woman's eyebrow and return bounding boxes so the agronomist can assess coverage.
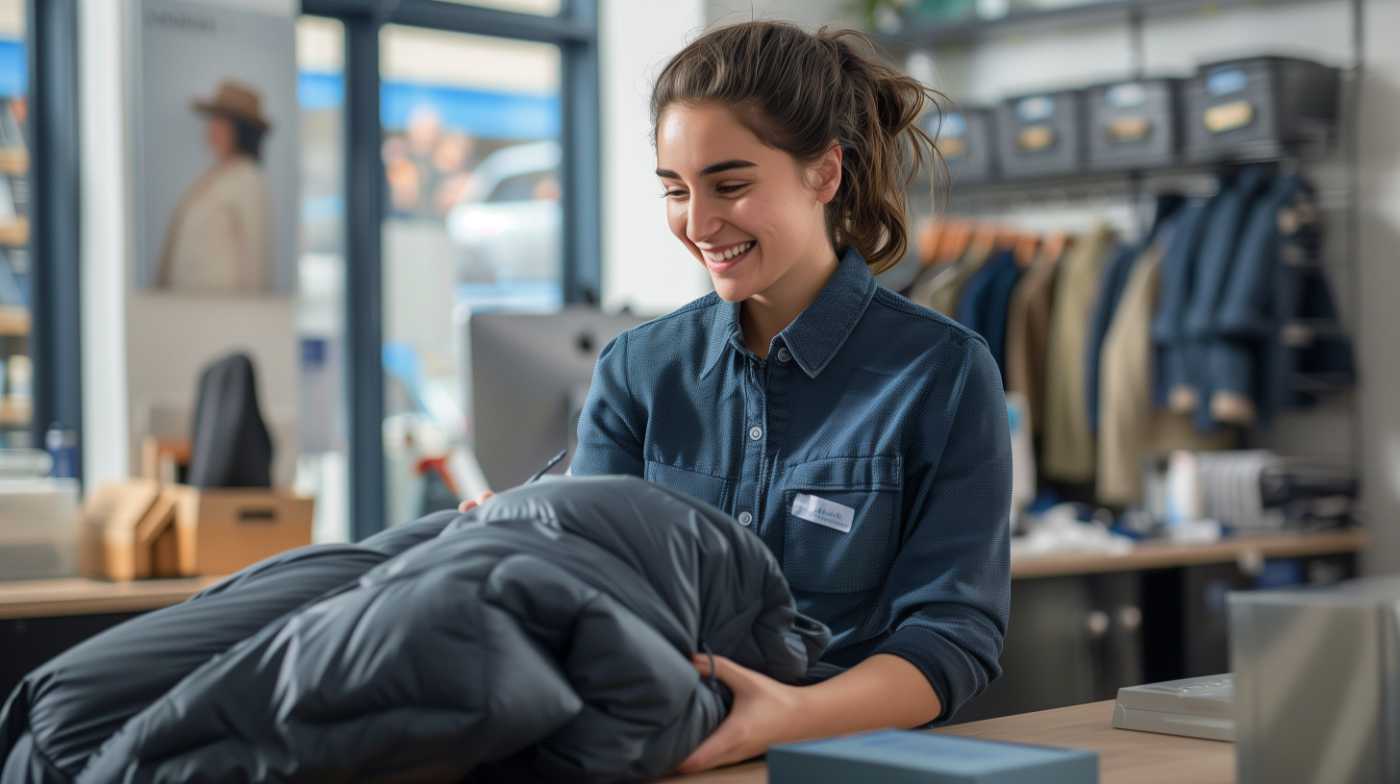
[654,159,757,179]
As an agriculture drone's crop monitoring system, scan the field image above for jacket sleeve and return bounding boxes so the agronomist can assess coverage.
[873,336,1012,724]
[569,331,645,477]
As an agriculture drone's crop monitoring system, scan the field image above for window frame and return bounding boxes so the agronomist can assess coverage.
[299,0,601,539]
[27,0,83,477]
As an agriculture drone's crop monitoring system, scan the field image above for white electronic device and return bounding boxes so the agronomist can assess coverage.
[1112,674,1235,742]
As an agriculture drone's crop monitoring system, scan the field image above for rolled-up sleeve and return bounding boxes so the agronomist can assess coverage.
[570,331,645,477]
[872,337,1012,723]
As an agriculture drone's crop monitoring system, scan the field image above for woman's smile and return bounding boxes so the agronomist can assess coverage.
[700,240,757,272]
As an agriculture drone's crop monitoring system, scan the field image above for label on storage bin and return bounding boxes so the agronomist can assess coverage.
[1016,95,1054,121]
[791,494,855,533]
[1106,82,1147,108]
[1206,67,1248,96]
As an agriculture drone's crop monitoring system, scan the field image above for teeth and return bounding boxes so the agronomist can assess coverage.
[710,241,754,262]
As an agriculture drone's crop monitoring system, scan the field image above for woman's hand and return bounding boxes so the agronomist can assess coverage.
[676,654,811,774]
[458,490,494,513]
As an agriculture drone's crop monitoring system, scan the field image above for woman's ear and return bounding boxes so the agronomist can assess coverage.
[809,143,843,205]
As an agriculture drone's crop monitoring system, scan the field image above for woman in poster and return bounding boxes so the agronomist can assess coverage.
[157,80,275,293]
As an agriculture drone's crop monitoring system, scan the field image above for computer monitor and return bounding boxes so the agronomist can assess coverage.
[464,307,649,491]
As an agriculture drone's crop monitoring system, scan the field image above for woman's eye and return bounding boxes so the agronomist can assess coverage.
[661,189,687,199]
[716,183,750,195]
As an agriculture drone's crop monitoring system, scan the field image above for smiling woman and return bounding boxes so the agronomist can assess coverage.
[569,20,1013,774]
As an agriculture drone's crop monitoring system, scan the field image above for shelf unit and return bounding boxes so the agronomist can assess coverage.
[880,0,1320,48]
[0,217,29,247]
[0,105,31,441]
[884,0,1366,478]
[0,306,27,337]
[0,397,28,426]
[0,147,27,176]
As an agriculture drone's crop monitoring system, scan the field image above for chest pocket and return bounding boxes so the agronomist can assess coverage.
[644,460,731,514]
[778,455,902,594]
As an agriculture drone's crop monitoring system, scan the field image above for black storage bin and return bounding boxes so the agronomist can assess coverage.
[996,89,1084,179]
[1086,77,1183,171]
[1184,56,1340,163]
[928,106,996,185]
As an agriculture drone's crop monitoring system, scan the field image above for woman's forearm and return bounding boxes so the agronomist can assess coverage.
[789,654,942,739]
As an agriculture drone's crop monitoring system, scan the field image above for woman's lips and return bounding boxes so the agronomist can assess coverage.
[703,240,756,273]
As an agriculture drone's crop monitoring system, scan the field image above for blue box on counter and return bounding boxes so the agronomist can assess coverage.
[768,730,1098,784]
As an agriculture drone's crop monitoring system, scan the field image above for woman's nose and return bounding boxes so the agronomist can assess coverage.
[686,195,722,244]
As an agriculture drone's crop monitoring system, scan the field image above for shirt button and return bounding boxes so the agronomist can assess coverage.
[737,511,754,526]
[776,347,792,364]
[748,425,763,441]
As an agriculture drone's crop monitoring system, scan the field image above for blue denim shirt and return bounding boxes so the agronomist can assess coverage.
[570,248,1011,721]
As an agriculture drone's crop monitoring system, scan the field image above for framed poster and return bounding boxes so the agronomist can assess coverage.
[133,0,299,296]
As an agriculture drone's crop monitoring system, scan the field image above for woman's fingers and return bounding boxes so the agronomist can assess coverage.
[676,718,743,773]
[692,654,758,695]
[457,490,495,513]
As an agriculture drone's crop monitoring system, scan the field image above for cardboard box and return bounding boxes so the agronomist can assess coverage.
[81,481,312,580]
[166,486,312,577]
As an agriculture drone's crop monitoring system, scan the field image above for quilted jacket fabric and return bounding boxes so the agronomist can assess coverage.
[0,476,829,782]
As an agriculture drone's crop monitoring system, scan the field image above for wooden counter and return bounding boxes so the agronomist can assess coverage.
[1010,529,1365,579]
[0,530,1365,620]
[666,700,1234,783]
[0,576,221,620]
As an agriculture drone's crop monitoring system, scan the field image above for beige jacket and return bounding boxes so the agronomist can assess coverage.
[1096,245,1235,505]
[1004,246,1059,435]
[1041,225,1115,483]
[157,157,273,293]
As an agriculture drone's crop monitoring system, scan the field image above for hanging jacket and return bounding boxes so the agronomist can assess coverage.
[1150,197,1213,410]
[1084,243,1140,433]
[954,249,1020,375]
[1209,175,1354,425]
[1178,166,1272,429]
[1042,224,1116,483]
[0,475,830,783]
[1005,245,1060,435]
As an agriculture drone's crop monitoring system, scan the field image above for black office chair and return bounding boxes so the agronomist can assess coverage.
[186,352,274,488]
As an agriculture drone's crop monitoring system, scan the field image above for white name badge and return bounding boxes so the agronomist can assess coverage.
[791,493,855,534]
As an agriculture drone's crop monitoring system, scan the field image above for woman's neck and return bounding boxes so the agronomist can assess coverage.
[741,245,841,359]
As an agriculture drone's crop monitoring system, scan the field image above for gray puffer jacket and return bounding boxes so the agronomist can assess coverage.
[0,475,830,782]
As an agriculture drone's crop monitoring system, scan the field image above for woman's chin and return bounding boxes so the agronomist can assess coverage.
[710,277,758,303]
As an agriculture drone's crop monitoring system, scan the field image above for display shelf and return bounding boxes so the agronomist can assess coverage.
[879,0,1314,48]
[0,307,27,337]
[0,218,28,247]
[0,397,30,427]
[0,147,27,176]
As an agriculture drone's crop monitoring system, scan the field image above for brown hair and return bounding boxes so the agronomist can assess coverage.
[650,21,944,273]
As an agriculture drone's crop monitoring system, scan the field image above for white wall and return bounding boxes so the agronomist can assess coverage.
[598,0,711,314]
[81,0,300,486]
[706,0,859,28]
[79,0,131,488]
[598,0,869,316]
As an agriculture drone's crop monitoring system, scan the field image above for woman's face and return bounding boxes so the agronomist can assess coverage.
[205,115,236,161]
[655,102,840,303]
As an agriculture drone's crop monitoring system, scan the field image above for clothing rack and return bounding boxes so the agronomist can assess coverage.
[892,0,1368,489]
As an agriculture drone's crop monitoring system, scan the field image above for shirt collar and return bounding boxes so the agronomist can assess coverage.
[701,247,877,380]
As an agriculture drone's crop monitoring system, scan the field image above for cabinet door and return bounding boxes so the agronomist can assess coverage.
[955,576,1098,723]
[1090,572,1143,700]
[0,612,143,697]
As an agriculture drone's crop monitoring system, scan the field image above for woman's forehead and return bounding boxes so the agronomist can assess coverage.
[656,103,774,173]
